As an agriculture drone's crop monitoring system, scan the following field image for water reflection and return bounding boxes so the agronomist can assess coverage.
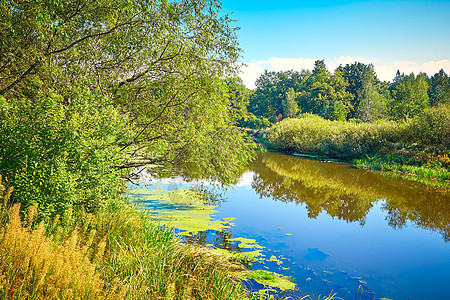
[251,152,450,241]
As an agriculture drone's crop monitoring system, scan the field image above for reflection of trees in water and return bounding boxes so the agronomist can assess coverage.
[185,228,241,252]
[251,152,450,241]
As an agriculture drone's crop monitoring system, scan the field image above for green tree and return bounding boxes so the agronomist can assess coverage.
[282,88,299,118]
[299,60,352,120]
[249,70,309,121]
[356,69,386,121]
[389,72,430,120]
[336,62,381,119]
[0,0,254,217]
[429,69,450,106]
[226,77,253,123]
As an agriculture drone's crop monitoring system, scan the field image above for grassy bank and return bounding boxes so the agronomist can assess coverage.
[262,106,450,189]
[0,177,254,300]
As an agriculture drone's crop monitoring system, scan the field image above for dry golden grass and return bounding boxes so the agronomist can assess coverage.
[0,203,127,300]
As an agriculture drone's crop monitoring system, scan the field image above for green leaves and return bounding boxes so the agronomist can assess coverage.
[389,72,429,120]
[1,0,254,218]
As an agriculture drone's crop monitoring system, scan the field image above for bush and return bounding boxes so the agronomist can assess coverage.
[408,104,450,149]
[0,89,131,220]
[264,114,401,160]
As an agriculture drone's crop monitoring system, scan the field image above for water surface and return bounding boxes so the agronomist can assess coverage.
[130,151,450,299]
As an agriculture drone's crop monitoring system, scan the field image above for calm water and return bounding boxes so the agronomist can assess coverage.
[130,151,450,300]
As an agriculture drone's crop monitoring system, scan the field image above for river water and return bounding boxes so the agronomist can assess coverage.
[130,151,450,299]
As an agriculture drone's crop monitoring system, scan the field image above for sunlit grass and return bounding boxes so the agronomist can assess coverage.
[354,154,450,190]
[0,177,254,300]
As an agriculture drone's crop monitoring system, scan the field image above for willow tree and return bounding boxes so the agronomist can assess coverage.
[0,0,254,217]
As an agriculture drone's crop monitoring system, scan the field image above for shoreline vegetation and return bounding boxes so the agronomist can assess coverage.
[0,177,256,300]
[248,106,449,191]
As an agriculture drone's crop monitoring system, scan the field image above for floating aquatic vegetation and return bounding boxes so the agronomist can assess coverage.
[212,248,264,265]
[229,237,265,249]
[239,269,296,292]
[268,255,283,266]
[128,188,232,236]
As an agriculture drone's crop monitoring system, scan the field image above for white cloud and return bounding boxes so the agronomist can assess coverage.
[238,61,266,89]
[267,57,316,72]
[240,57,450,89]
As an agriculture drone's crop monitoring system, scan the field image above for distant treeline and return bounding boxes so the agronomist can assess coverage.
[230,60,450,126]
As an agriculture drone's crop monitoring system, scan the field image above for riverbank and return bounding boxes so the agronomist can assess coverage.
[0,177,255,300]
[254,109,450,190]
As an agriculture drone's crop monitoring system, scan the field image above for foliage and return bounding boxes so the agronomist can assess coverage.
[429,69,450,107]
[248,60,450,124]
[0,90,129,219]
[239,113,271,129]
[355,68,387,121]
[0,0,254,218]
[248,70,309,121]
[281,88,299,118]
[336,62,384,120]
[407,104,450,149]
[227,77,253,123]
[264,114,401,160]
[388,72,430,120]
[299,60,353,120]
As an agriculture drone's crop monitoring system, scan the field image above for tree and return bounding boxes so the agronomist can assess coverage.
[336,62,381,119]
[389,72,430,120]
[226,77,253,123]
[281,88,299,118]
[429,69,450,106]
[299,60,352,120]
[0,0,254,217]
[356,69,386,121]
[248,70,309,121]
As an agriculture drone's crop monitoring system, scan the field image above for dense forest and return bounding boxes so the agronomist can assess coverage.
[234,60,450,126]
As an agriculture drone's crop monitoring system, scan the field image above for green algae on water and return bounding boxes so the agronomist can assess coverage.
[212,248,264,264]
[129,188,231,236]
[239,270,296,292]
[229,237,265,249]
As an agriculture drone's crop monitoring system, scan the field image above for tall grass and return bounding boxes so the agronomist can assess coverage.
[0,177,253,300]
[264,114,403,160]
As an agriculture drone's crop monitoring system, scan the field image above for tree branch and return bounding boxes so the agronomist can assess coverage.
[0,59,40,96]
[49,21,138,55]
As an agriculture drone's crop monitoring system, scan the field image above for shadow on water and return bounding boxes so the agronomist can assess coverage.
[251,151,450,241]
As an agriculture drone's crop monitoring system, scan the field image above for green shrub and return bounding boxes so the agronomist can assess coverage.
[0,89,131,220]
[264,115,401,160]
[408,104,450,149]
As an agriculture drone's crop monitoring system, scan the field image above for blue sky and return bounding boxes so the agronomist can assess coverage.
[219,0,450,87]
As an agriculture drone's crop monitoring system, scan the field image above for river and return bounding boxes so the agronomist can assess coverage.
[129,151,450,299]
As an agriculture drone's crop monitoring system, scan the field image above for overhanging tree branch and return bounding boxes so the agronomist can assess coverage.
[0,59,40,96]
